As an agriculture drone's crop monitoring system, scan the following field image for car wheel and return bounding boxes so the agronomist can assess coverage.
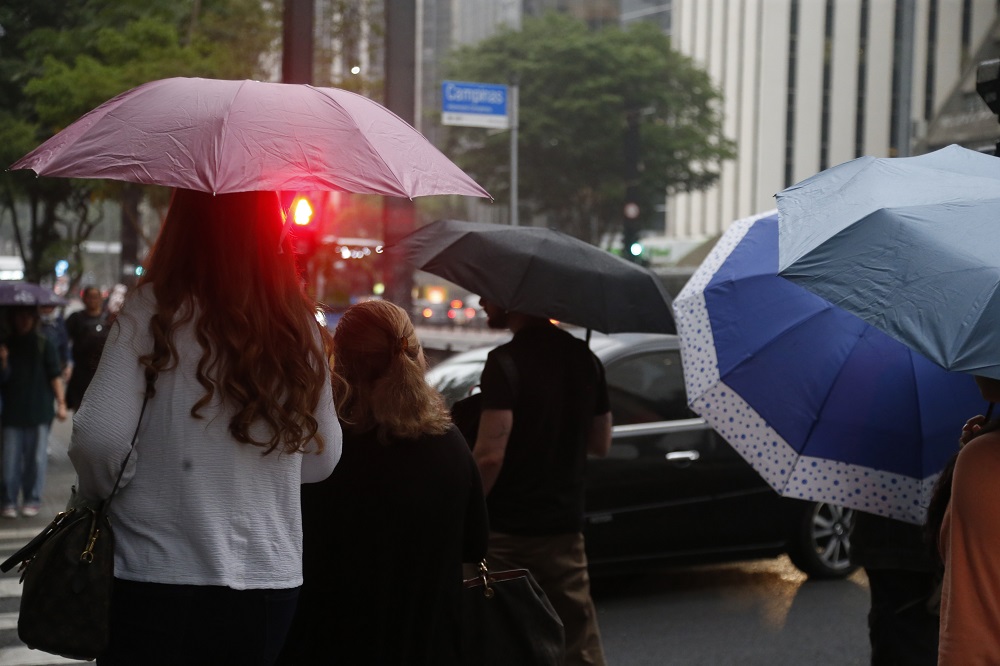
[786,501,857,579]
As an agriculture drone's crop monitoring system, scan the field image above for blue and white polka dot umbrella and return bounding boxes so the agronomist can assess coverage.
[673,211,982,524]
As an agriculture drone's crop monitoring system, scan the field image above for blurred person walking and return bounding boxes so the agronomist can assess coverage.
[279,300,488,665]
[851,512,939,665]
[39,304,70,377]
[68,189,342,665]
[65,285,109,410]
[0,305,67,518]
[473,298,612,666]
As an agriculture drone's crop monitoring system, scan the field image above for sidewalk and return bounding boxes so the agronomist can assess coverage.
[0,417,78,537]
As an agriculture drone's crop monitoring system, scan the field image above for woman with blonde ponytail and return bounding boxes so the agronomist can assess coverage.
[279,300,489,665]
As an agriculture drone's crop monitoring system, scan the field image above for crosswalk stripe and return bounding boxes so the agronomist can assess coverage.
[0,646,85,664]
[0,578,23,599]
[0,528,47,541]
[0,610,16,630]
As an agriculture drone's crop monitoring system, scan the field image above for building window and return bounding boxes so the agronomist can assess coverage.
[925,0,938,121]
[856,0,870,157]
[620,1,672,33]
[785,0,799,186]
[962,0,972,60]
[820,0,835,170]
[890,0,903,156]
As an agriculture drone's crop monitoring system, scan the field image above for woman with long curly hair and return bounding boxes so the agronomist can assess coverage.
[279,300,488,665]
[69,189,342,665]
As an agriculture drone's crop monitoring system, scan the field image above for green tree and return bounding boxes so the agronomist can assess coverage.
[314,0,384,99]
[444,13,735,243]
[0,0,279,285]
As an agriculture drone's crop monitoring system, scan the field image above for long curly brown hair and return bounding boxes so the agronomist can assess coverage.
[331,300,450,442]
[137,189,330,455]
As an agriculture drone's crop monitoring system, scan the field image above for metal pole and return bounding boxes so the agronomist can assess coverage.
[282,0,314,85]
[510,83,519,226]
[383,0,417,313]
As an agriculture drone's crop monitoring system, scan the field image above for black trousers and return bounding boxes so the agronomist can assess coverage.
[865,569,939,666]
[99,578,300,666]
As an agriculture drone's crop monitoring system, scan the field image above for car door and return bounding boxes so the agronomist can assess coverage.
[583,342,778,565]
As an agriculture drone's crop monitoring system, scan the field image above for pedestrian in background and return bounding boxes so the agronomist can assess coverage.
[64,285,109,410]
[279,299,489,665]
[851,511,939,665]
[473,299,612,666]
[935,375,1000,664]
[0,305,67,518]
[68,189,342,665]
[39,304,70,378]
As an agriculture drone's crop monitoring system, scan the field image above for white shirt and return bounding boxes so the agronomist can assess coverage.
[69,286,341,590]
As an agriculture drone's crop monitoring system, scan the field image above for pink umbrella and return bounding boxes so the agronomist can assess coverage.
[11,77,491,200]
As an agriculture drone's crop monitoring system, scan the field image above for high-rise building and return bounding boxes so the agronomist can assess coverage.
[414,0,1000,242]
[644,0,1000,240]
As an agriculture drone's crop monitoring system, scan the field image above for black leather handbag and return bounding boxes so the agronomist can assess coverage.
[3,505,116,659]
[462,559,566,666]
[0,376,154,660]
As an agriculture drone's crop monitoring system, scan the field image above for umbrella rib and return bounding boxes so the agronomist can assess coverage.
[213,80,250,194]
[313,87,413,199]
[719,299,834,376]
[797,328,867,457]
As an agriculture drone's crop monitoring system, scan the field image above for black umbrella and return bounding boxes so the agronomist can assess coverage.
[393,220,675,334]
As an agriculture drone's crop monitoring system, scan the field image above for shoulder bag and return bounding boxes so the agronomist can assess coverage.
[0,373,155,661]
[461,559,565,666]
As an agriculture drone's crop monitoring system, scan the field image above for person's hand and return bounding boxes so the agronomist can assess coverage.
[56,402,68,422]
[961,415,989,446]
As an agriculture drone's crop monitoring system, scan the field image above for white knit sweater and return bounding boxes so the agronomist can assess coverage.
[69,286,342,590]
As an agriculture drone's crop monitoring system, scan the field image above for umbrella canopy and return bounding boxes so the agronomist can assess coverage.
[0,282,66,307]
[11,77,490,200]
[393,219,675,334]
[777,144,1000,379]
[673,211,982,524]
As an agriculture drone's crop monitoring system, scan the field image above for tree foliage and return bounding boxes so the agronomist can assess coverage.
[314,0,383,99]
[0,0,279,285]
[444,13,735,243]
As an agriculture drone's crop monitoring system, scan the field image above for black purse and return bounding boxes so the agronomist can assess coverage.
[462,559,566,666]
[0,375,155,660]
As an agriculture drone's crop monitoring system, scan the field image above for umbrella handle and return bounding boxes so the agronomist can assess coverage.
[987,402,996,423]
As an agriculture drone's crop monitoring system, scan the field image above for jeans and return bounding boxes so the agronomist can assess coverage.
[1,425,49,508]
[99,579,300,665]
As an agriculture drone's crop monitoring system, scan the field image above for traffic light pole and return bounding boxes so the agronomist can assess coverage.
[622,107,642,262]
[510,82,519,226]
[282,0,314,85]
[383,0,416,314]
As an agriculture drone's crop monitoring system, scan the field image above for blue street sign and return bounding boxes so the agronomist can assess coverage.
[441,80,509,129]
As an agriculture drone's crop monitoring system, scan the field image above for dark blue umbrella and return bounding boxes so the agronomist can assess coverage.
[0,282,66,307]
[674,211,982,524]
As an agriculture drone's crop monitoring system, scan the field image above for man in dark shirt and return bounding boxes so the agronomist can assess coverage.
[64,286,109,410]
[474,298,612,666]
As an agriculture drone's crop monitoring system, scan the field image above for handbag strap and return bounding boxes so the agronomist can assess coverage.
[98,369,157,522]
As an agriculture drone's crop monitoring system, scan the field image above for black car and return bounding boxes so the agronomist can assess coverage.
[425,331,857,579]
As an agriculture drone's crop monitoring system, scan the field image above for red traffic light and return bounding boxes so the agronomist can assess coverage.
[291,195,315,226]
